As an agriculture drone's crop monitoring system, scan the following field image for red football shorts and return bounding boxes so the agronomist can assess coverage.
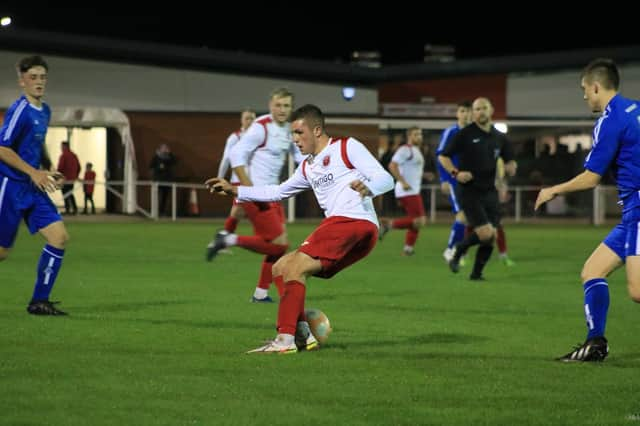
[398,194,425,217]
[240,201,285,241]
[298,216,378,278]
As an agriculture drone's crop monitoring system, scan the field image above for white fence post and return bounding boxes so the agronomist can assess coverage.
[515,188,522,223]
[151,182,158,220]
[171,183,177,222]
[430,187,437,223]
[592,186,606,225]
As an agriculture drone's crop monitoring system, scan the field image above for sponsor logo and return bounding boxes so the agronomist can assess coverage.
[312,173,334,189]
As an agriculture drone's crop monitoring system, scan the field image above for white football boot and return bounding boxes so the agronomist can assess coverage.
[246,336,298,354]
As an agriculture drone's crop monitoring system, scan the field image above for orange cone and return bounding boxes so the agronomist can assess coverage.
[189,188,200,216]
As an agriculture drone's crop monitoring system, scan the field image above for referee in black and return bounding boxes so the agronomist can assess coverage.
[438,97,517,280]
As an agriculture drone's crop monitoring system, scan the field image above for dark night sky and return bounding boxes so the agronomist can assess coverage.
[3,6,637,65]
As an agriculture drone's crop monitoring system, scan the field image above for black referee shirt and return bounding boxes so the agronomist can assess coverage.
[441,122,514,190]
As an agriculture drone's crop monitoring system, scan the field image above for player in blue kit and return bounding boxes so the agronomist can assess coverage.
[437,101,471,263]
[536,58,640,361]
[0,55,70,315]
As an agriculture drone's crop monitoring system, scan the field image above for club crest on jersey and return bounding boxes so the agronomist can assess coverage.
[322,156,331,167]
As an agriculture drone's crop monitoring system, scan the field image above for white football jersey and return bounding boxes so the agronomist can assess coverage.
[229,114,304,185]
[217,129,246,183]
[237,137,394,227]
[391,144,424,197]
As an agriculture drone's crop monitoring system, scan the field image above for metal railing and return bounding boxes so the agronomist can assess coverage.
[422,184,618,225]
[60,180,622,224]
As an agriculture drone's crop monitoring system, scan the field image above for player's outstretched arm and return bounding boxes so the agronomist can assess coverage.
[534,187,556,211]
[204,177,237,196]
[535,170,601,210]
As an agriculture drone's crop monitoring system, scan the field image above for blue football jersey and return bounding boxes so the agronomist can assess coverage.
[437,123,461,184]
[584,94,640,211]
[0,95,51,181]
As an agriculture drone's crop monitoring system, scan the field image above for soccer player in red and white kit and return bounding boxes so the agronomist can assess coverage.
[378,126,427,256]
[206,88,305,303]
[206,104,394,353]
[215,109,256,235]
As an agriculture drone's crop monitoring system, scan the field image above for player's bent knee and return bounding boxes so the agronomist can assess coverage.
[281,252,314,282]
[476,228,494,242]
[282,263,303,281]
[627,279,640,303]
[272,261,283,277]
[580,267,606,283]
[272,254,291,277]
[48,231,70,249]
[271,233,288,245]
[628,288,640,303]
[478,233,494,244]
[272,260,289,278]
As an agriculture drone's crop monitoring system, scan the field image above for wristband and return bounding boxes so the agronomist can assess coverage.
[451,169,459,178]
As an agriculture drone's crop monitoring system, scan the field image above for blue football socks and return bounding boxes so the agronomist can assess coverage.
[448,221,465,249]
[31,244,65,302]
[583,278,609,339]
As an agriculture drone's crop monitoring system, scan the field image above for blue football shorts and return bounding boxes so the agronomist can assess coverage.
[0,175,62,248]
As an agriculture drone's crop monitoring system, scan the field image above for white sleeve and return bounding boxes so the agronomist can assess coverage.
[347,138,395,197]
[230,122,266,168]
[289,142,306,165]
[237,162,311,201]
[390,145,409,165]
[217,133,237,178]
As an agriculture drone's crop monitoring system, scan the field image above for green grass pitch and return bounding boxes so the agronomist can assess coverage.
[1,222,639,425]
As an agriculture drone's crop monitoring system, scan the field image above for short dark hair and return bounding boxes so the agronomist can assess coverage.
[458,100,472,108]
[16,55,48,75]
[582,58,620,91]
[290,104,325,131]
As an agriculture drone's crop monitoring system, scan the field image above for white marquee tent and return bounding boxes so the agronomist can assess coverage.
[50,107,137,213]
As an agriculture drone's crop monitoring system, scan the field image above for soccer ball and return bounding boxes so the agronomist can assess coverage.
[305,308,332,344]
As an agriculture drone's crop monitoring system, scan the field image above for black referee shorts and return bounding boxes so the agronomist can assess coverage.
[458,186,500,228]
